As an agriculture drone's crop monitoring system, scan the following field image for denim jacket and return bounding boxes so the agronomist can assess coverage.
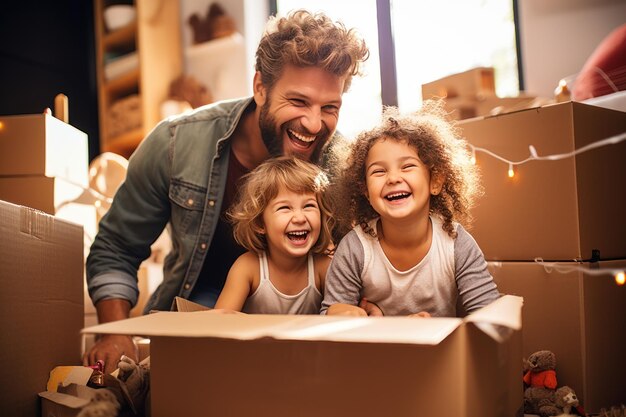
[87,96,344,313]
[87,97,253,313]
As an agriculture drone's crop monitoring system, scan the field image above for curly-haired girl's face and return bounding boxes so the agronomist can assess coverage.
[261,185,322,259]
[364,138,441,223]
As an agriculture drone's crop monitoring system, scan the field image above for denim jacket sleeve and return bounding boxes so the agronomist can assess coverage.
[86,120,172,307]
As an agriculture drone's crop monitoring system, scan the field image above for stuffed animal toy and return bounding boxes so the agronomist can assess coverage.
[553,385,585,416]
[524,350,559,416]
[188,3,237,45]
[524,350,558,389]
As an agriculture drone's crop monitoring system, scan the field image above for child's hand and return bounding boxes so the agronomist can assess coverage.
[327,303,368,316]
[359,298,384,316]
[408,311,431,318]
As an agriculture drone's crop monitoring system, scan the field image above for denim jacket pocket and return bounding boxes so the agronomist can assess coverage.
[169,178,206,236]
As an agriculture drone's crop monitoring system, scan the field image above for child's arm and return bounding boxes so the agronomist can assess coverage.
[454,226,500,315]
[320,231,367,316]
[214,252,256,312]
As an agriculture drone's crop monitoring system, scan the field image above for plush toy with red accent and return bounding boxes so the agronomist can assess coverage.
[524,350,558,389]
[524,350,560,416]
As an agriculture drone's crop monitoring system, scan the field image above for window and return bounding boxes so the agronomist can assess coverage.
[275,0,519,134]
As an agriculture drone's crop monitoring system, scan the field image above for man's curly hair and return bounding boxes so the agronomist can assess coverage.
[332,101,482,239]
[255,9,369,92]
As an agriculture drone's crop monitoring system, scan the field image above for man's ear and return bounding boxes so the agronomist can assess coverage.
[253,71,267,107]
[430,171,445,195]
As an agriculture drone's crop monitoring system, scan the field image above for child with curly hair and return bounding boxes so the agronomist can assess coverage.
[214,156,334,314]
[321,102,499,317]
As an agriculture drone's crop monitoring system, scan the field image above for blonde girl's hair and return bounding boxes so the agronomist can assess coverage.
[334,100,482,239]
[255,9,369,93]
[228,156,335,254]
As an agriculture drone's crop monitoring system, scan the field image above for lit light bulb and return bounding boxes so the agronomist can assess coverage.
[508,164,514,178]
[616,271,625,286]
[0,121,4,130]
[470,154,476,165]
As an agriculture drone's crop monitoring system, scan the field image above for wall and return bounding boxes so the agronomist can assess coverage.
[518,0,626,97]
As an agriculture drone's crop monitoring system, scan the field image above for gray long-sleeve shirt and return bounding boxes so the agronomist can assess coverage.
[321,216,500,317]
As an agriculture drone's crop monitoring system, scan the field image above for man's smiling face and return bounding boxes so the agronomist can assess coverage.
[255,64,346,162]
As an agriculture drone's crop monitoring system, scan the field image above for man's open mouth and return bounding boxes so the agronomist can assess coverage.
[288,129,316,148]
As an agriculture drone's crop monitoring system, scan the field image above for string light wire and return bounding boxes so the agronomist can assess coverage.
[468,131,626,171]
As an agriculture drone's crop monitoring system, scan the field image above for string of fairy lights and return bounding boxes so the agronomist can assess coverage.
[468,131,626,178]
[468,131,626,285]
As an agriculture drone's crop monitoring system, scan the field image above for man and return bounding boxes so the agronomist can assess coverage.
[84,10,369,372]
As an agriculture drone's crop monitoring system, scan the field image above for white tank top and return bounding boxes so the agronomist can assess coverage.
[241,252,322,314]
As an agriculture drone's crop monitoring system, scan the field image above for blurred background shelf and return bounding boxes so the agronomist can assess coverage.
[94,0,182,159]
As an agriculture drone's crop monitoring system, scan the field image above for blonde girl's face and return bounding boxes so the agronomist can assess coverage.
[261,185,322,259]
[364,138,441,223]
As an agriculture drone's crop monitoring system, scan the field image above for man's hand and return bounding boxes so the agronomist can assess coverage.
[327,303,368,316]
[359,298,384,316]
[83,298,137,374]
[83,334,138,374]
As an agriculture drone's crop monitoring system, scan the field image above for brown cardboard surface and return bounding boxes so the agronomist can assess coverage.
[0,175,88,215]
[170,296,210,312]
[489,260,626,413]
[0,199,84,417]
[458,101,626,261]
[84,295,523,417]
[0,113,88,184]
[422,67,495,100]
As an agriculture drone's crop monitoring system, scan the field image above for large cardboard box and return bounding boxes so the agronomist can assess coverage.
[0,175,97,237]
[458,101,626,261]
[0,113,88,184]
[422,67,496,100]
[84,295,523,417]
[0,200,84,416]
[489,260,626,413]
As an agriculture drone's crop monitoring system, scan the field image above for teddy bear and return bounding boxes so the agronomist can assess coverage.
[524,350,560,416]
[188,3,237,45]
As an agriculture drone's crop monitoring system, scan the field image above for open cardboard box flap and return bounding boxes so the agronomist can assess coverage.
[83,295,521,345]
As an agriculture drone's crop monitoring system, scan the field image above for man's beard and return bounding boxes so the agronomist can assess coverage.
[259,100,283,158]
[258,99,331,163]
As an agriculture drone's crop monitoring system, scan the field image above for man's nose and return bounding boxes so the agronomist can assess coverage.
[301,107,322,134]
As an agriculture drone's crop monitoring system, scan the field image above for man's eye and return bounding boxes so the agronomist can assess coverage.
[290,99,306,106]
[323,105,339,113]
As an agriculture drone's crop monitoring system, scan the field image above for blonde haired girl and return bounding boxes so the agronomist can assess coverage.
[214,156,334,314]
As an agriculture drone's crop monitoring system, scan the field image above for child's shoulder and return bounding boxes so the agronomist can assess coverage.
[313,252,332,263]
[233,251,260,267]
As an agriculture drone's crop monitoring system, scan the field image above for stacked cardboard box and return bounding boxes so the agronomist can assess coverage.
[457,101,626,413]
[0,113,95,238]
[0,112,99,326]
[422,67,537,120]
[0,200,84,416]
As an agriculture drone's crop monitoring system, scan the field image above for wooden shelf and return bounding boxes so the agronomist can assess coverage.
[102,127,144,158]
[94,0,181,157]
[103,21,137,49]
[104,67,140,96]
